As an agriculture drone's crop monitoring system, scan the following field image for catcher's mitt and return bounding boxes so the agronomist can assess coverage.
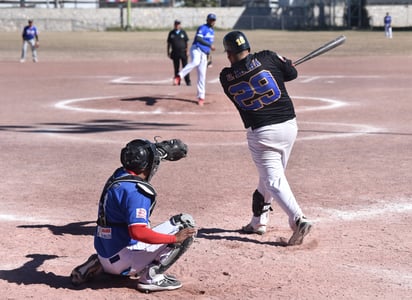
[155,139,188,161]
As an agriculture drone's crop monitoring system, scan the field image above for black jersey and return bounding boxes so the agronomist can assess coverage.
[219,50,297,130]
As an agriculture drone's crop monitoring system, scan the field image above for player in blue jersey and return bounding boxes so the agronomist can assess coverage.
[174,13,216,106]
[219,31,312,246]
[70,138,197,293]
[384,12,392,38]
[20,19,39,63]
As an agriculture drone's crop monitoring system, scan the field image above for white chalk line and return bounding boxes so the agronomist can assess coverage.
[53,95,346,116]
[111,76,172,85]
[40,120,382,144]
[0,214,50,223]
[51,93,380,143]
[2,198,410,226]
[313,200,412,223]
[54,95,228,115]
[111,75,382,85]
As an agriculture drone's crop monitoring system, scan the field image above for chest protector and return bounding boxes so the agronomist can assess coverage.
[96,168,157,227]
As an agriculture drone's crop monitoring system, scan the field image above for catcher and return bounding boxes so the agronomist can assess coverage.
[70,138,196,293]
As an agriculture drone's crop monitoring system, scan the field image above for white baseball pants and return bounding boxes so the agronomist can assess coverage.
[98,219,180,277]
[247,118,303,230]
[178,45,208,99]
[21,39,37,61]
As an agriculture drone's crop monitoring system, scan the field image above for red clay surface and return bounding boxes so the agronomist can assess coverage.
[1,30,411,299]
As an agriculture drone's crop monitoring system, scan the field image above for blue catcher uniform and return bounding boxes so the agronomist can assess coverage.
[71,138,196,293]
[94,167,157,258]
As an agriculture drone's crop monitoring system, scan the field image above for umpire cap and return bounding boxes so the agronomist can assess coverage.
[223,31,251,54]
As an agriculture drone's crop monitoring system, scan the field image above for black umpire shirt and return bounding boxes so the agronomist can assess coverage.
[167,29,189,58]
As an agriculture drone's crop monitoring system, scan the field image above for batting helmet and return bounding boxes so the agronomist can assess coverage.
[223,31,250,54]
[120,139,161,182]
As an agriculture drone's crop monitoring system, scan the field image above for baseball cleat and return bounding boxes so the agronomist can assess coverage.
[173,75,181,86]
[288,216,312,246]
[198,98,204,106]
[241,223,266,235]
[137,274,182,293]
[70,254,103,286]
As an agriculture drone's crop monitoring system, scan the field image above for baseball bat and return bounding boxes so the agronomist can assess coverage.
[293,35,346,66]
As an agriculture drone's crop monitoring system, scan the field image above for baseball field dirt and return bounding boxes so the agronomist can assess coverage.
[0,29,411,299]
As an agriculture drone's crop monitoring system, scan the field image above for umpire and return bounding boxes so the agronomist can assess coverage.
[167,20,191,86]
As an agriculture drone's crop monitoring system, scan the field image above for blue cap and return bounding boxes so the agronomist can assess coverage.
[207,13,216,20]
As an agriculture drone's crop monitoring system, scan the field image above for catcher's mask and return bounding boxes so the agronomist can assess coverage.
[120,139,160,182]
[223,31,250,54]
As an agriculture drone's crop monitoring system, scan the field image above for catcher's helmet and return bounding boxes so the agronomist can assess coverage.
[223,31,250,54]
[120,139,160,181]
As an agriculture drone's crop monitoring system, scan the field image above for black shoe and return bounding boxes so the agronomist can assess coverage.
[70,254,103,286]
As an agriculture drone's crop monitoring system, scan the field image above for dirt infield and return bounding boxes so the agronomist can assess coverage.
[1,30,411,299]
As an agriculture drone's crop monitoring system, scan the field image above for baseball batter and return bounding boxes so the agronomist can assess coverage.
[174,13,216,106]
[219,31,312,245]
[70,138,196,292]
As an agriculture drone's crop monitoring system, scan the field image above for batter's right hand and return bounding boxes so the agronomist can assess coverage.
[175,227,197,243]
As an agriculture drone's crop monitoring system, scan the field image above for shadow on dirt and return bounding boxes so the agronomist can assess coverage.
[0,119,188,134]
[0,254,137,290]
[0,224,289,290]
[197,227,289,247]
[18,221,95,236]
[121,96,196,106]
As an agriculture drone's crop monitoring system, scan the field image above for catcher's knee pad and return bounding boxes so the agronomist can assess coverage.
[252,189,272,217]
[158,236,194,274]
[170,213,195,229]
